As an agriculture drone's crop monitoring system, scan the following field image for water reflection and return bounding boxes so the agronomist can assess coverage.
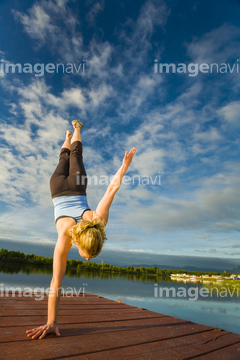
[1,262,240,299]
[0,261,53,276]
[0,261,171,283]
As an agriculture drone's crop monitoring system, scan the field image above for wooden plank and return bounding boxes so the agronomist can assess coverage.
[0,307,153,316]
[0,316,189,342]
[0,311,166,327]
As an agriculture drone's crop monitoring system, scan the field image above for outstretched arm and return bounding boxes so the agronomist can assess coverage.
[26,230,72,339]
[95,147,136,224]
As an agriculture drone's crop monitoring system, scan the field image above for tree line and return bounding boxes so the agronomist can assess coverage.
[0,248,230,277]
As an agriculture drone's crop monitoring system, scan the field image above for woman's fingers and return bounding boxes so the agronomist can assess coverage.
[26,325,44,338]
[39,330,47,339]
[122,148,136,168]
[26,328,37,333]
[125,149,135,157]
[124,148,136,158]
[128,148,136,156]
[28,327,41,333]
[31,329,43,339]
[27,329,39,337]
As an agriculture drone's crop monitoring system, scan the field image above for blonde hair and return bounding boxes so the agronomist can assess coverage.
[68,218,107,257]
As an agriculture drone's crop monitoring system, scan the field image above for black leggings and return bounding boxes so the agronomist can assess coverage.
[50,141,88,198]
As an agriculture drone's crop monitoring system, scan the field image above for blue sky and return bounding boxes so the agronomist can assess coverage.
[0,0,240,267]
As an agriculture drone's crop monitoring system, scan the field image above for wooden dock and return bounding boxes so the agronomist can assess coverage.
[1,291,240,359]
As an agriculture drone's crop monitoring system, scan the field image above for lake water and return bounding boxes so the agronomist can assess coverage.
[1,270,240,335]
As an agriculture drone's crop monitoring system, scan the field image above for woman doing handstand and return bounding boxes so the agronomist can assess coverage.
[26,120,136,339]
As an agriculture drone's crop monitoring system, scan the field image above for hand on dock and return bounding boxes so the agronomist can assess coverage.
[26,322,61,339]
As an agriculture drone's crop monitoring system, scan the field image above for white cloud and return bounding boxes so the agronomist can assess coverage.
[88,83,114,107]
[118,0,170,66]
[86,40,113,79]
[86,0,105,26]
[194,126,222,142]
[129,148,165,177]
[116,167,240,235]
[0,205,56,244]
[13,0,84,61]
[61,88,86,110]
[217,101,240,123]
[185,23,240,64]
[13,4,55,42]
